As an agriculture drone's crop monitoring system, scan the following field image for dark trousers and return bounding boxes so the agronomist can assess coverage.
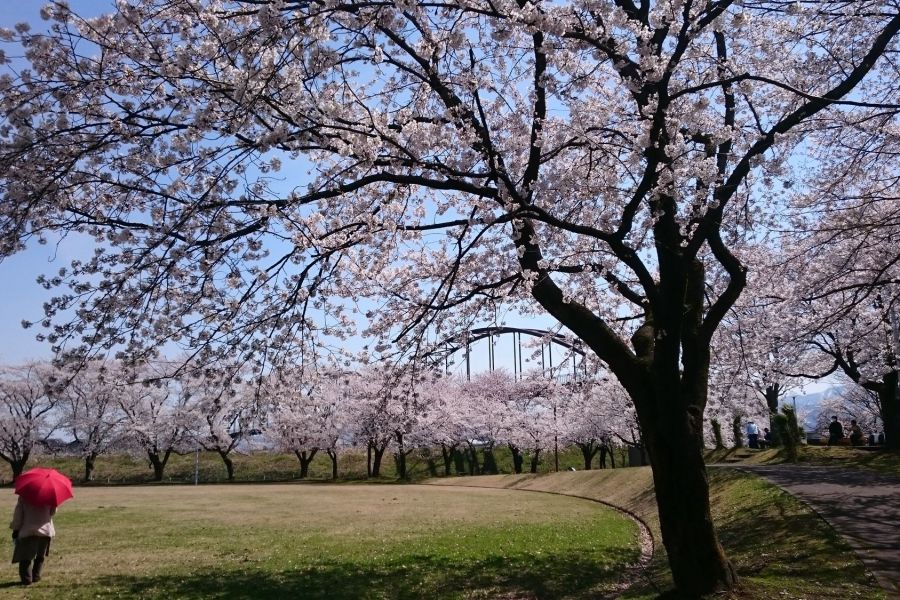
[13,536,50,584]
[18,555,44,583]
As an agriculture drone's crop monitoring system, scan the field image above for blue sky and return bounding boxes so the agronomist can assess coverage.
[0,0,570,374]
[0,2,833,395]
[0,1,113,363]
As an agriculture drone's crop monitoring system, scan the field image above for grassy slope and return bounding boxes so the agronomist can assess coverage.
[706,445,900,477]
[429,468,886,599]
[0,484,639,600]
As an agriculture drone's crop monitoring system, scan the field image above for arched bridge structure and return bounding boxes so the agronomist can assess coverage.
[431,326,588,381]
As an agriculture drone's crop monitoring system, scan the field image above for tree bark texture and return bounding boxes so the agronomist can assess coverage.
[83,452,97,483]
[509,444,524,474]
[218,450,234,481]
[529,449,540,474]
[370,442,387,478]
[147,448,172,482]
[327,449,338,480]
[294,449,317,479]
[578,442,597,470]
[875,371,899,450]
[527,254,738,595]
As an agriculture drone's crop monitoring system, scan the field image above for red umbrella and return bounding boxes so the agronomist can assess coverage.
[14,467,74,508]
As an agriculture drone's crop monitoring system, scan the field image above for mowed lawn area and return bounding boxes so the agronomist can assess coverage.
[0,484,639,599]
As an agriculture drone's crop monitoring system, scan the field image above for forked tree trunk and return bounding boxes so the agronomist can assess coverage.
[527,245,738,595]
[147,448,172,482]
[394,432,411,480]
[5,450,30,481]
[370,441,388,477]
[440,443,457,476]
[577,441,597,470]
[326,449,338,480]
[294,449,317,479]
[481,446,498,474]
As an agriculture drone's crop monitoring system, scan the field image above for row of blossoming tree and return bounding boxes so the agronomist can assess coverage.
[2,0,899,594]
[0,358,637,483]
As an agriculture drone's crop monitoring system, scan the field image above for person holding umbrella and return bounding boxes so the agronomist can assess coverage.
[9,467,73,585]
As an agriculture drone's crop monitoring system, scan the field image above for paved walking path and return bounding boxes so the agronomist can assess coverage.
[721,464,900,598]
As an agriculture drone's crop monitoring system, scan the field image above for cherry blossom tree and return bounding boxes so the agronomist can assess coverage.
[461,370,516,475]
[3,1,899,593]
[183,373,258,481]
[560,376,631,469]
[117,363,192,481]
[502,374,556,473]
[0,363,61,480]
[775,203,900,449]
[344,367,396,478]
[267,367,348,478]
[56,361,125,482]
[418,375,469,476]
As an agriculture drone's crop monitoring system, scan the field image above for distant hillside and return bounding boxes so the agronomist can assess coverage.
[782,386,847,430]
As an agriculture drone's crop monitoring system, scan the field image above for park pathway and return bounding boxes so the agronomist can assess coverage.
[726,464,900,598]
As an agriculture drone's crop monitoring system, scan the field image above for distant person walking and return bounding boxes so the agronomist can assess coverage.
[746,420,760,449]
[828,416,844,446]
[9,467,72,586]
[849,420,863,446]
[10,498,55,585]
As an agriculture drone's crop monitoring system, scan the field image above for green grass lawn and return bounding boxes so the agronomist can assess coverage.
[0,484,639,599]
[431,468,887,599]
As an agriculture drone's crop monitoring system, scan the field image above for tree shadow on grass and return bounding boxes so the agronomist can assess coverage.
[94,552,634,600]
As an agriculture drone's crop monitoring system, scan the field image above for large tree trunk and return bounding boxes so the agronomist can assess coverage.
[83,451,98,482]
[577,441,597,470]
[764,382,781,445]
[877,371,899,450]
[147,448,172,482]
[643,416,736,595]
[294,449,317,479]
[598,445,609,469]
[440,443,457,476]
[371,441,387,477]
[528,248,738,596]
[731,414,744,449]
[327,449,338,480]
[509,444,524,474]
[481,446,498,474]
[529,449,541,473]
[217,449,234,481]
[5,449,30,481]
